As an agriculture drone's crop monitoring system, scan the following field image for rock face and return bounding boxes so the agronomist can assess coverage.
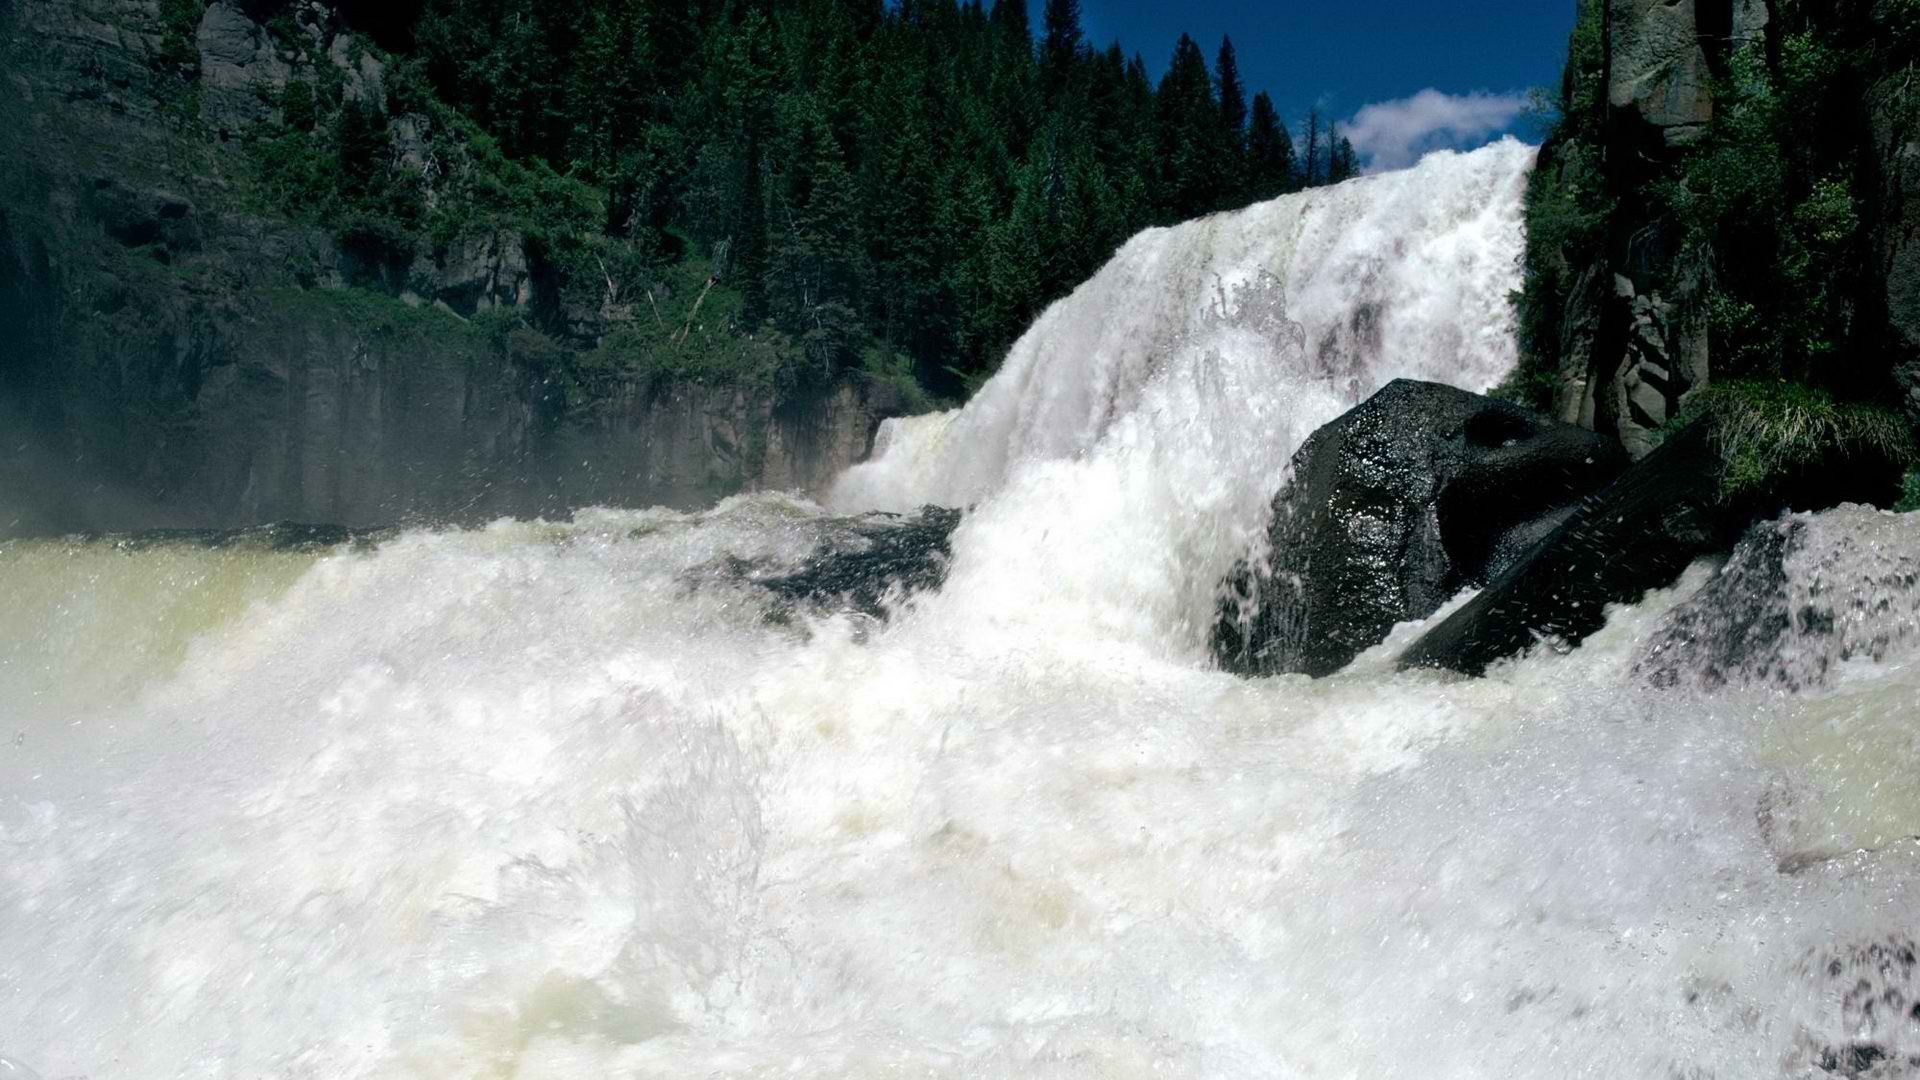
[0,0,904,536]
[1607,0,1719,148]
[1398,422,1906,677]
[1210,380,1627,678]
[1539,0,1920,445]
[1603,273,1711,459]
[196,1,295,132]
[1635,505,1920,692]
[1575,0,1733,454]
[0,270,899,533]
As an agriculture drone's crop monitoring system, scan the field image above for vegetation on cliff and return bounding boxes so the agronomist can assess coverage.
[217,0,1359,403]
[1511,0,1920,501]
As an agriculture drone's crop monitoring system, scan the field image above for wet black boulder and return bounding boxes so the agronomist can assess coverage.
[1211,379,1628,677]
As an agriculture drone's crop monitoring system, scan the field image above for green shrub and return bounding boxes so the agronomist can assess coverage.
[1896,471,1920,513]
[156,0,207,76]
[1487,363,1562,414]
[1506,0,1610,410]
[860,346,938,414]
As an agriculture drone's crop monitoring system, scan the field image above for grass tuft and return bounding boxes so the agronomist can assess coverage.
[1683,380,1917,501]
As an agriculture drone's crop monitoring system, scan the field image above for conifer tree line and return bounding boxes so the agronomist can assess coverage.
[284,0,1362,397]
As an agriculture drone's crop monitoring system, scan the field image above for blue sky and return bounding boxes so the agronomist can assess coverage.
[1028,0,1581,170]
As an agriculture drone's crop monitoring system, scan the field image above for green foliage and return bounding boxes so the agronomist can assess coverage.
[1488,364,1562,413]
[860,346,938,415]
[156,0,208,77]
[1649,40,1869,384]
[231,0,1333,407]
[1684,380,1917,501]
[1517,0,1920,428]
[1634,3,1920,400]
[1507,0,1611,412]
[1896,470,1920,513]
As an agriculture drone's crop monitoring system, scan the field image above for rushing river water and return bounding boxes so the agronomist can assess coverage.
[6,140,1920,1079]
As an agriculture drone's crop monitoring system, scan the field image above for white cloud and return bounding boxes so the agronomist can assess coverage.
[1341,89,1530,173]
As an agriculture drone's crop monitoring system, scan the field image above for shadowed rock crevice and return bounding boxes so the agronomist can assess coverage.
[1398,421,1906,678]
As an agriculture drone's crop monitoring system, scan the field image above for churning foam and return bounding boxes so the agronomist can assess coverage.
[6,141,1920,1079]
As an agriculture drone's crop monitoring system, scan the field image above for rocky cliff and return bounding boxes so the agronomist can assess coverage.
[1517,0,1920,459]
[0,0,905,536]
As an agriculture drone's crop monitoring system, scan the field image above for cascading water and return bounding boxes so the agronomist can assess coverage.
[5,138,1920,1079]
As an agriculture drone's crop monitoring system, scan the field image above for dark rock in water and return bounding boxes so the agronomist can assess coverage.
[1211,380,1627,677]
[1790,936,1920,1078]
[723,506,962,623]
[1398,422,1906,677]
[1634,506,1920,692]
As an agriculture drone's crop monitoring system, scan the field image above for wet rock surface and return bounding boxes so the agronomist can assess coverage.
[1635,506,1920,693]
[1398,423,1907,678]
[1211,380,1626,678]
[1792,936,1920,1078]
[709,506,962,624]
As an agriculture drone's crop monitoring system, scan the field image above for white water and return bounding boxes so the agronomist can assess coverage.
[6,140,1920,1079]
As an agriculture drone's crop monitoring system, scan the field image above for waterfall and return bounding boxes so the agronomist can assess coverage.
[7,140,1920,1080]
[830,138,1532,655]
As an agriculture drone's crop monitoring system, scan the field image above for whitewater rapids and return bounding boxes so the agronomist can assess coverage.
[6,140,1920,1078]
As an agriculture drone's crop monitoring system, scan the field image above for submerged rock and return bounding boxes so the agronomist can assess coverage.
[1211,379,1626,677]
[1789,936,1920,1078]
[1635,506,1920,692]
[713,506,962,623]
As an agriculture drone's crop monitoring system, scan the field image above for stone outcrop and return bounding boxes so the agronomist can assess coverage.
[1210,380,1627,678]
[1571,0,1734,454]
[196,1,295,132]
[1602,273,1711,458]
[1607,0,1719,149]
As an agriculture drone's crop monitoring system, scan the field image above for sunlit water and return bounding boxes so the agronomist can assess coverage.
[6,141,1920,1078]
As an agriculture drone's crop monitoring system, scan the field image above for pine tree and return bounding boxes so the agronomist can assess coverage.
[1154,33,1220,221]
[295,0,1318,393]
[1214,35,1248,203]
[1216,36,1246,139]
[1303,107,1324,187]
[988,0,1029,44]
[766,93,865,385]
[568,2,654,179]
[1246,91,1296,199]
[1040,0,1081,97]
[1327,127,1358,184]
